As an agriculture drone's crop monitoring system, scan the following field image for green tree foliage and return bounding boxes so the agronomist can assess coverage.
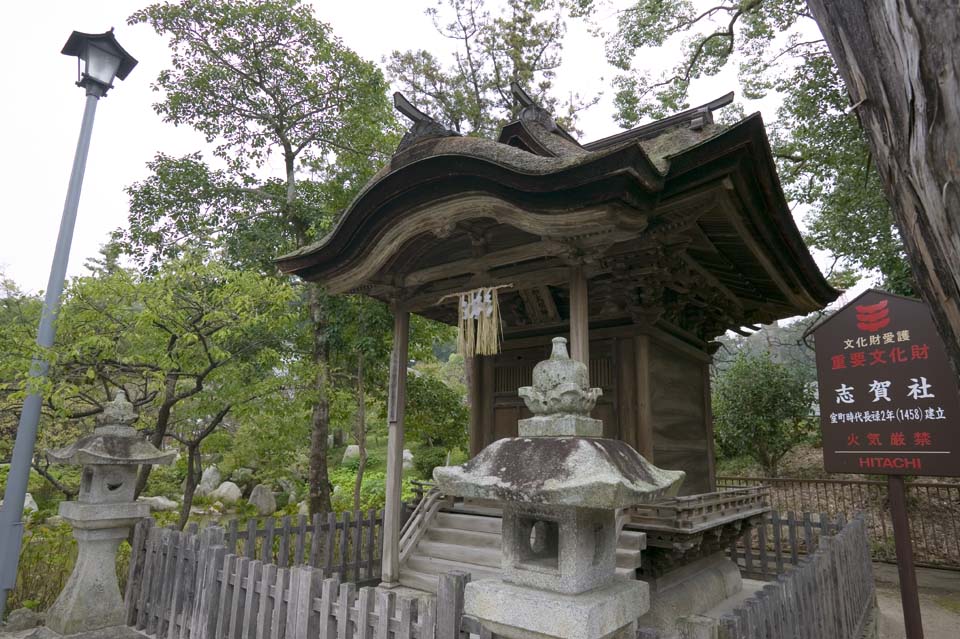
[0,257,299,520]
[125,0,398,514]
[387,0,597,137]
[713,351,814,476]
[405,372,469,451]
[602,0,913,293]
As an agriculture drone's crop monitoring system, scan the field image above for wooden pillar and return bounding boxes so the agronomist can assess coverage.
[381,308,409,586]
[467,356,483,457]
[569,266,589,366]
[634,334,654,461]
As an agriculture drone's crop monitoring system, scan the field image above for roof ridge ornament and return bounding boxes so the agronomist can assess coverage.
[393,92,460,152]
[511,81,560,133]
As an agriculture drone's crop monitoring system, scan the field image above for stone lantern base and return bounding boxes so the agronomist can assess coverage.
[464,578,647,639]
[44,502,146,636]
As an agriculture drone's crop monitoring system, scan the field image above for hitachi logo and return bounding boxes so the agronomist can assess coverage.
[858,456,922,470]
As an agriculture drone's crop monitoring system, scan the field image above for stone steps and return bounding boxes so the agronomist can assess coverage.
[398,508,645,594]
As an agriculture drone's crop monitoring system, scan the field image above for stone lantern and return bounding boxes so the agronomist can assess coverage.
[434,337,685,639]
[44,391,174,635]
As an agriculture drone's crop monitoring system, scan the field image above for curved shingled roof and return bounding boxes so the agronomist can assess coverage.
[277,95,837,345]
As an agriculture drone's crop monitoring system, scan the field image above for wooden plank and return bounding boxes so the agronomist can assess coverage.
[279,515,292,568]
[758,519,769,577]
[353,510,363,582]
[325,512,337,573]
[228,557,250,639]
[284,565,303,639]
[270,568,290,639]
[337,582,357,639]
[356,588,375,639]
[382,308,410,585]
[310,513,323,568]
[788,511,799,565]
[375,589,396,639]
[158,528,179,637]
[262,517,276,564]
[228,519,239,555]
[242,560,263,639]
[742,525,754,575]
[198,546,226,639]
[139,529,160,632]
[771,510,784,574]
[165,531,189,639]
[340,511,351,578]
[436,572,469,639]
[215,554,238,639]
[295,514,308,566]
[124,518,151,626]
[295,568,323,639]
[255,563,277,639]
[317,575,340,639]
[365,509,377,580]
[245,519,258,559]
[397,598,415,639]
[803,512,815,555]
[418,598,436,639]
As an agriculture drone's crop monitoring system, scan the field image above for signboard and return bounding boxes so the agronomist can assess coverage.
[812,289,960,476]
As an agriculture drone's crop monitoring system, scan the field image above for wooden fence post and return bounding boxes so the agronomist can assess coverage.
[436,571,470,639]
[196,545,226,639]
[124,518,153,626]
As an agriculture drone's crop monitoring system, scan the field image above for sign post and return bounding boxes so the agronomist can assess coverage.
[811,289,960,639]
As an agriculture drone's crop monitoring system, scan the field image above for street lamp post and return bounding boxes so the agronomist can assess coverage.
[0,29,136,619]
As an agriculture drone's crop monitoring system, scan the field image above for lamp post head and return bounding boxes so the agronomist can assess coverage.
[61,28,137,97]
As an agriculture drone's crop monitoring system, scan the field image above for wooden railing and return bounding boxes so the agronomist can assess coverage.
[718,475,960,568]
[399,488,446,564]
[727,510,847,580]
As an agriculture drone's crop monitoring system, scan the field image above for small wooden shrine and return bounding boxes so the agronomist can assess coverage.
[277,85,838,586]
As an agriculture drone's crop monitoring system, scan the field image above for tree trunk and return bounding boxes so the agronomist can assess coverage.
[178,444,201,530]
[806,0,960,377]
[307,282,333,515]
[134,374,177,498]
[353,355,367,513]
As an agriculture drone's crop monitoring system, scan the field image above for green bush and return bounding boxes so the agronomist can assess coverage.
[413,445,448,479]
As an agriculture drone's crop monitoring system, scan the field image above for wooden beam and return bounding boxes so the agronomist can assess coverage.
[403,241,563,287]
[634,334,654,461]
[381,309,409,587]
[569,266,589,366]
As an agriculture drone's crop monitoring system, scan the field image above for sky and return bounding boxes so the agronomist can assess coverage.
[0,0,862,309]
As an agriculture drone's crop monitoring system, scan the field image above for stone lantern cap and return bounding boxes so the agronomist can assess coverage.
[434,436,683,508]
[46,391,175,467]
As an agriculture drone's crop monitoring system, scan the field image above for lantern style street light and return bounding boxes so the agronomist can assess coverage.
[0,29,137,619]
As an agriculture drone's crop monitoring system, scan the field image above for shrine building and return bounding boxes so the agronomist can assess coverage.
[277,85,838,588]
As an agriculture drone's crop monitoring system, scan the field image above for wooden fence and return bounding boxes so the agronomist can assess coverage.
[718,474,960,568]
[124,517,467,639]
[713,515,876,639]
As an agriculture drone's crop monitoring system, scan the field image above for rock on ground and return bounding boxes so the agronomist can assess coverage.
[195,466,221,498]
[342,445,360,464]
[298,500,309,516]
[2,608,43,632]
[208,481,241,504]
[402,449,414,471]
[248,484,276,516]
[138,495,178,512]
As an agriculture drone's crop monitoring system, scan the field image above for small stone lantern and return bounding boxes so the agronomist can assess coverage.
[434,337,685,639]
[44,391,174,635]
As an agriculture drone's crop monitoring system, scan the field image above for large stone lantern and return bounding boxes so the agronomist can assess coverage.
[434,337,685,639]
[44,392,174,635]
